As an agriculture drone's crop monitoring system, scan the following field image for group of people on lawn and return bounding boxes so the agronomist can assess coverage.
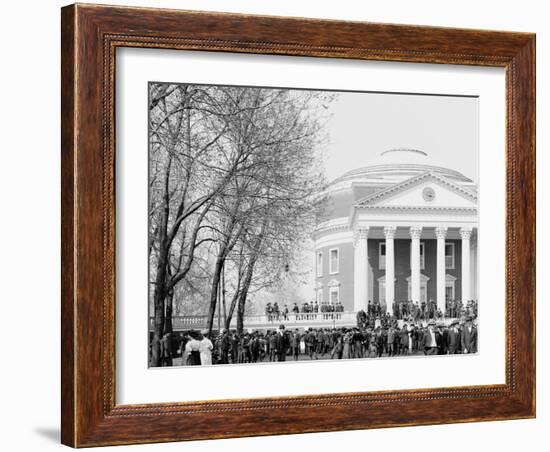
[158,314,477,366]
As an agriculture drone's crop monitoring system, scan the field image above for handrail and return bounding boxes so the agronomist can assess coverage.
[149,312,358,330]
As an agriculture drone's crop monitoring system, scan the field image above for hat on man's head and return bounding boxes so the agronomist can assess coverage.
[427,319,436,326]
[279,324,285,330]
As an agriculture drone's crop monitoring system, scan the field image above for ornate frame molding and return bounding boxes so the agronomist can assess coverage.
[61,4,535,447]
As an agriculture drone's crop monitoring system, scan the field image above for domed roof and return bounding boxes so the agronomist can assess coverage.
[332,148,472,185]
[317,149,475,223]
[379,148,430,164]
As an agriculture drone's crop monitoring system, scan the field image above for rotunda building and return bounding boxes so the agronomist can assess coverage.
[313,148,478,314]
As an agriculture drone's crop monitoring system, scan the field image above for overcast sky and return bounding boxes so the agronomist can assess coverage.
[321,91,479,183]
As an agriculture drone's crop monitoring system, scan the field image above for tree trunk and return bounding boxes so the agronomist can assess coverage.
[236,257,257,335]
[206,256,225,335]
[149,149,172,367]
[224,289,240,331]
[236,294,246,336]
[164,290,174,334]
[150,245,169,367]
[206,220,241,334]
[235,223,266,334]
[221,264,227,326]
[150,287,166,367]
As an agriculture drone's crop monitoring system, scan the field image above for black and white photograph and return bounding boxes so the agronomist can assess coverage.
[147,82,479,368]
[2,0,543,450]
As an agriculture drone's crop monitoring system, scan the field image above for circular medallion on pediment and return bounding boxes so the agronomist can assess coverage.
[422,186,436,202]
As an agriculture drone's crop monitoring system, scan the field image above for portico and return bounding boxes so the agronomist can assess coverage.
[352,225,477,314]
[313,149,478,315]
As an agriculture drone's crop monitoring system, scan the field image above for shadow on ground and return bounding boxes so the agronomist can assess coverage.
[34,427,59,443]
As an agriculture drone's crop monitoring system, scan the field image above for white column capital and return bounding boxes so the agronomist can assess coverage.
[353,226,369,246]
[460,227,473,240]
[409,226,423,239]
[435,226,448,239]
[384,227,395,313]
[383,226,397,239]
[353,225,369,312]
[410,226,422,303]
[436,231,446,313]
[461,228,472,302]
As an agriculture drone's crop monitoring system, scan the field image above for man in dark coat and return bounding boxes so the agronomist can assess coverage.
[353,328,364,358]
[461,317,478,353]
[386,326,396,357]
[230,331,239,364]
[290,329,301,360]
[160,332,173,367]
[439,324,448,355]
[275,325,290,361]
[249,334,260,363]
[220,329,231,364]
[305,328,317,360]
[400,324,410,355]
[446,320,461,354]
[376,328,385,357]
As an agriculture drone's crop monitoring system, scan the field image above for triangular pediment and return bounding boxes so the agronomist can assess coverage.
[355,172,477,210]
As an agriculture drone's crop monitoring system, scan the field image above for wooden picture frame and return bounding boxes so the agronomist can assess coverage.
[61,3,535,447]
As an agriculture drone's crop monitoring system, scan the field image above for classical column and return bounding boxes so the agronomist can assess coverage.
[435,226,448,314]
[470,237,477,301]
[460,227,473,303]
[409,226,422,303]
[353,227,369,312]
[384,226,396,314]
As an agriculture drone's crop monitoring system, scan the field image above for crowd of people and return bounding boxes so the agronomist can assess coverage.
[156,313,478,366]
[388,299,478,321]
[356,299,478,330]
[265,301,345,322]
[263,299,478,323]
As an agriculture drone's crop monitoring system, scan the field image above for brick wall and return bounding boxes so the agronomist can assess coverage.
[315,241,354,309]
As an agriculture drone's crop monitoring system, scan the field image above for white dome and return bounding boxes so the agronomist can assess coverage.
[378,148,429,165]
[331,148,472,185]
[319,148,476,222]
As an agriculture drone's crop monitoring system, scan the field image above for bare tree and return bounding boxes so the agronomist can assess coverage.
[148,84,259,365]
[148,82,334,363]
[203,87,332,334]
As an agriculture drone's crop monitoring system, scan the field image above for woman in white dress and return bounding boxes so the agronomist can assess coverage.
[183,332,201,365]
[199,331,214,366]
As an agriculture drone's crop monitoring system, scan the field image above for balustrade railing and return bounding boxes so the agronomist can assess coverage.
[149,312,357,331]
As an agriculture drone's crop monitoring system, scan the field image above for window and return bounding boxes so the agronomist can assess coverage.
[316,288,323,304]
[329,286,339,305]
[445,242,455,269]
[445,274,456,301]
[329,248,339,274]
[316,252,323,277]
[379,242,386,269]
